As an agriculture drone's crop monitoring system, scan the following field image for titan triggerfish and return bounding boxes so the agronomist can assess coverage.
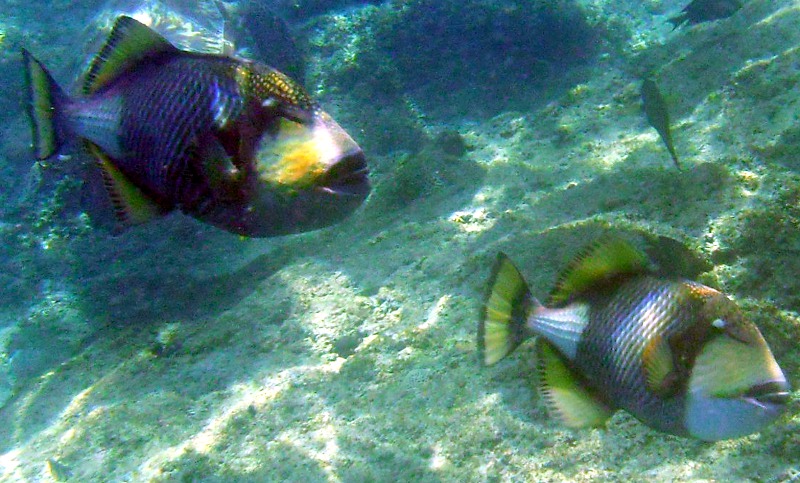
[479,237,790,441]
[22,16,369,237]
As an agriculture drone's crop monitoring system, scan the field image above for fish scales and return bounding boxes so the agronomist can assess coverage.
[116,57,234,206]
[575,278,693,433]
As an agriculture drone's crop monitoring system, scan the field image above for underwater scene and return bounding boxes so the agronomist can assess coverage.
[0,0,799,481]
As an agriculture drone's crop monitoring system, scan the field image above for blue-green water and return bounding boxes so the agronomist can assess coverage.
[0,0,798,481]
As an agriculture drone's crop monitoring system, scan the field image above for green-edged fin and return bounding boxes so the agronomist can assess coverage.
[83,16,178,95]
[22,49,67,160]
[86,142,167,228]
[642,334,679,396]
[549,237,649,305]
[535,339,613,428]
[479,253,532,366]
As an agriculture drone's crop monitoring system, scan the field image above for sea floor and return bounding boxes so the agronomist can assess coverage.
[1,0,800,481]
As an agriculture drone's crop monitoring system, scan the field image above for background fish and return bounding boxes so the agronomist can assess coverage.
[641,78,680,169]
[668,0,744,28]
[479,237,790,441]
[22,16,369,237]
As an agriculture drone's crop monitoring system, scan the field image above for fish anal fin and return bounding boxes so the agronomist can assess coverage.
[83,16,178,95]
[549,237,649,305]
[536,339,613,428]
[86,142,167,228]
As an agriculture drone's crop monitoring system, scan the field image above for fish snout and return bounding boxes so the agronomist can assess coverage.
[317,147,370,198]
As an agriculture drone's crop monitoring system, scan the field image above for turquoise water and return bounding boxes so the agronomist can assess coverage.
[0,0,798,481]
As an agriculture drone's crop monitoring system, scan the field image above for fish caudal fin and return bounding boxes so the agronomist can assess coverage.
[22,49,69,160]
[479,252,533,366]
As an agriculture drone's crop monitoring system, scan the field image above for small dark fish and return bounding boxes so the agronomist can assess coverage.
[668,0,744,28]
[479,237,790,440]
[641,78,680,169]
[23,16,369,237]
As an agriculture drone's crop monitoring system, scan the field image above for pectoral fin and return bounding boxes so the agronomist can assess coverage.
[642,334,681,397]
[193,134,244,201]
[536,339,613,428]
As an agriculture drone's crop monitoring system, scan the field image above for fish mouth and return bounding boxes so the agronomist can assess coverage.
[744,380,792,408]
[317,148,370,197]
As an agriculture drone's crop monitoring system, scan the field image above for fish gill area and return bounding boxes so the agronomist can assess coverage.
[0,0,799,481]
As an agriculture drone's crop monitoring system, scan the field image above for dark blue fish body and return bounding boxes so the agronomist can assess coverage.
[87,55,240,208]
[569,276,713,436]
[23,16,369,237]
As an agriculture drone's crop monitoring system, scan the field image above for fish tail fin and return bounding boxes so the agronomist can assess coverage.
[479,252,536,366]
[22,49,70,160]
[667,145,681,170]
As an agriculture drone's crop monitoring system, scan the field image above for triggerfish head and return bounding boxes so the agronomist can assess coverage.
[22,16,369,237]
[479,237,790,441]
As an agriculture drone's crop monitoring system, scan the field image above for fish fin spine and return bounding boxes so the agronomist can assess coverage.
[479,252,534,366]
[535,339,613,428]
[22,49,69,160]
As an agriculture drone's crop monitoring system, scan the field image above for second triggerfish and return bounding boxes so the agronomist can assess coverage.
[22,16,369,237]
[479,237,790,441]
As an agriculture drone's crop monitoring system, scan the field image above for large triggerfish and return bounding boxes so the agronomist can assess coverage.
[22,16,369,237]
[479,237,790,441]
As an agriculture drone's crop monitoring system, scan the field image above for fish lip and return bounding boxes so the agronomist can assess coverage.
[744,380,792,407]
[317,148,370,197]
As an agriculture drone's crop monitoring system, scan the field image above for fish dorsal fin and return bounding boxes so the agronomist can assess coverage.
[535,339,613,428]
[549,237,649,305]
[85,142,167,228]
[83,16,179,95]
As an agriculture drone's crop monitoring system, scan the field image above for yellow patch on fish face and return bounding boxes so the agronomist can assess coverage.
[259,122,325,188]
